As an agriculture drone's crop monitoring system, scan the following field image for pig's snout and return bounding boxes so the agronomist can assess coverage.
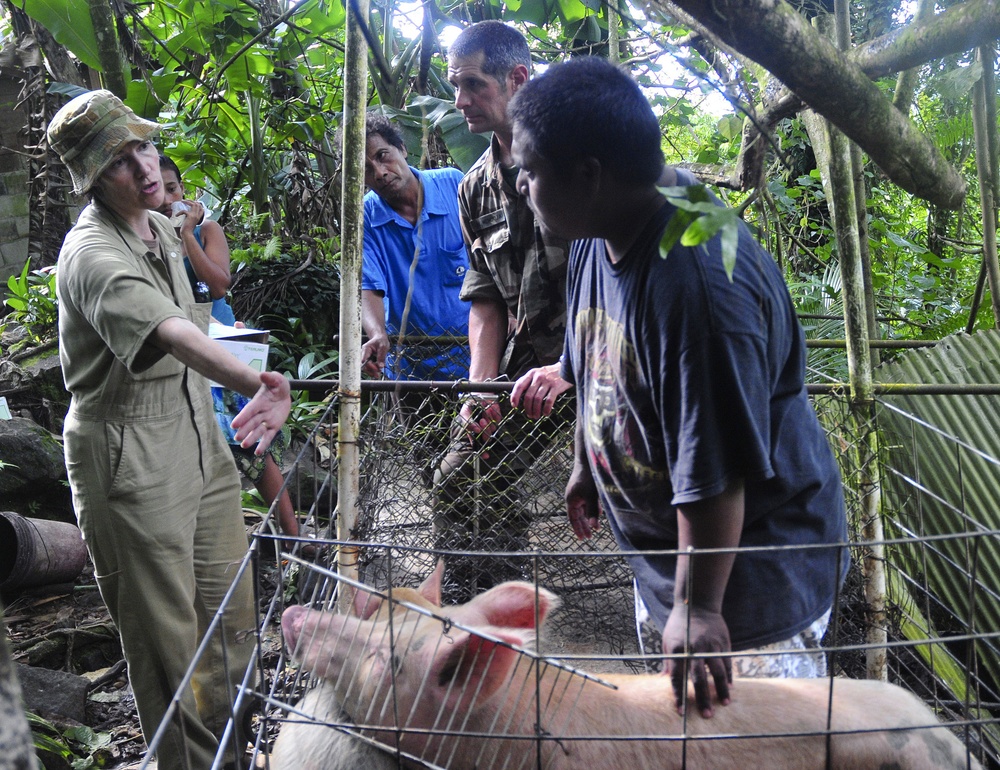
[281,605,307,652]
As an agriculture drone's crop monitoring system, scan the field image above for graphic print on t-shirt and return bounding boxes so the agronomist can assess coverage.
[577,306,669,513]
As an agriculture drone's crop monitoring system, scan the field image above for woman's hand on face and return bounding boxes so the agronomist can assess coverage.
[176,200,206,234]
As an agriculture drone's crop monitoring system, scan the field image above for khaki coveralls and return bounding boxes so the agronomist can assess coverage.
[57,202,256,770]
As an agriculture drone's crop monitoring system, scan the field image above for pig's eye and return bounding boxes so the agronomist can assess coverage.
[390,654,402,675]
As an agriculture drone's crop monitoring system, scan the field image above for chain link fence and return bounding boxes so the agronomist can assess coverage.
[296,384,639,668]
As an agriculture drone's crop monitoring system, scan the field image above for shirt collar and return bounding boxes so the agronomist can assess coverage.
[368,166,450,226]
[88,201,180,259]
[484,134,517,194]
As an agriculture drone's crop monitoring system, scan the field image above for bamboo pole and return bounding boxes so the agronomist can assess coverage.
[829,167,874,390]
[336,0,369,611]
[830,0,885,683]
[972,45,1000,329]
[966,260,988,333]
[826,7,873,405]
[851,143,880,368]
[985,44,999,197]
[608,0,620,64]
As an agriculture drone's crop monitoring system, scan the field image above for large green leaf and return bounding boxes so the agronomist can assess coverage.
[407,95,489,172]
[290,0,347,36]
[500,0,601,27]
[557,0,598,24]
[21,0,101,71]
[162,25,213,59]
[658,184,741,281]
[219,44,274,96]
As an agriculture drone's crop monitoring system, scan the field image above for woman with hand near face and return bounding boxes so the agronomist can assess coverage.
[157,155,236,325]
[157,154,307,548]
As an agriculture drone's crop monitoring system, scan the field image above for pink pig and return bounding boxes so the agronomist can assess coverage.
[280,579,982,770]
[269,565,446,770]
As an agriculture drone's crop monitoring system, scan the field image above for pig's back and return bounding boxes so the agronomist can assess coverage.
[533,674,979,770]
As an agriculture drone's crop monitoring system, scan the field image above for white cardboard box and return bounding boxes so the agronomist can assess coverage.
[208,323,270,386]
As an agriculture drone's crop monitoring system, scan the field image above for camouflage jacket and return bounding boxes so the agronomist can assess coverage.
[457,135,569,378]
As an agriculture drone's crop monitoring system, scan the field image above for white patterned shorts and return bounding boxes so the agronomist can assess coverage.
[635,584,831,678]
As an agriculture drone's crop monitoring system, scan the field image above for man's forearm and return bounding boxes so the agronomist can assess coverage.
[467,299,508,381]
[573,410,588,466]
[674,479,745,613]
[361,290,387,340]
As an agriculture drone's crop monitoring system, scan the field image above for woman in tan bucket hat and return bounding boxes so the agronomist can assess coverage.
[47,90,290,770]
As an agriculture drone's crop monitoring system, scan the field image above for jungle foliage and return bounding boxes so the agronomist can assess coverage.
[2,1,999,753]
[2,0,993,363]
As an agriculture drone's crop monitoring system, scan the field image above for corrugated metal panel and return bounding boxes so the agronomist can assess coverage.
[875,329,1000,698]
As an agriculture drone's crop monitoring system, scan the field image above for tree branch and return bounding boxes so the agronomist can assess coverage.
[88,0,127,97]
[652,0,970,208]
[853,0,1000,81]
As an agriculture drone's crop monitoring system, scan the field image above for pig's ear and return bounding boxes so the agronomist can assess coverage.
[418,560,444,608]
[352,585,384,620]
[469,583,560,630]
[432,630,522,709]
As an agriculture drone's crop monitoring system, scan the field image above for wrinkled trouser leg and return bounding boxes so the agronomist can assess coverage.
[189,443,258,760]
[433,446,527,603]
[66,410,256,770]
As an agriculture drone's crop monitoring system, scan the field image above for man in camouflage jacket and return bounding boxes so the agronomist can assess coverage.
[432,20,573,601]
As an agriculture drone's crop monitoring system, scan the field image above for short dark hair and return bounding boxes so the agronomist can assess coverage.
[365,112,406,153]
[158,154,182,182]
[449,21,531,82]
[509,57,664,186]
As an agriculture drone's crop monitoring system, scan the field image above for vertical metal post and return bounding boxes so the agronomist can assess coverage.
[337,0,369,611]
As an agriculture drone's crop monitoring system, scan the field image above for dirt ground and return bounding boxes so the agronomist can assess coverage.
[3,510,290,770]
[4,563,147,769]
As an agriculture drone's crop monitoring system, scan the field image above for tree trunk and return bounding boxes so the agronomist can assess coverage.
[972,45,1000,328]
[653,0,969,208]
[853,0,1000,81]
[890,0,935,113]
[608,0,620,64]
[88,0,127,97]
[1,3,78,264]
[0,609,35,770]
[732,0,1000,190]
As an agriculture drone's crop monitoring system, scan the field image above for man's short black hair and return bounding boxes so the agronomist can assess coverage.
[449,20,531,82]
[365,112,406,153]
[509,56,664,187]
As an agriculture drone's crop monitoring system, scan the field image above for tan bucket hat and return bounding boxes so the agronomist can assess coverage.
[46,90,161,195]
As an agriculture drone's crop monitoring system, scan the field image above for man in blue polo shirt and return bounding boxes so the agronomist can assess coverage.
[361,113,470,386]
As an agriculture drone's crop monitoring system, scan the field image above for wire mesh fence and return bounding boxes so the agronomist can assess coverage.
[139,371,1000,769]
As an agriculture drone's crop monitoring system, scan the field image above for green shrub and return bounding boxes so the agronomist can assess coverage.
[2,260,58,346]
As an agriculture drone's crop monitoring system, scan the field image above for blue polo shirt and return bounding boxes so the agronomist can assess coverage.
[362,166,470,380]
